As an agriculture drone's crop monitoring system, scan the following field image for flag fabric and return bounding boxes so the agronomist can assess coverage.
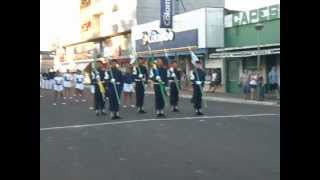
[189,50,199,65]
[164,50,171,64]
[130,54,136,65]
[130,48,137,65]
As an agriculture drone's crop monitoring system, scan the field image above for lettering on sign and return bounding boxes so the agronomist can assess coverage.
[160,0,173,28]
[228,4,280,27]
[142,29,175,45]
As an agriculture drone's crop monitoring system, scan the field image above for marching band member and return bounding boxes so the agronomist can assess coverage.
[53,71,65,105]
[150,58,168,117]
[167,60,182,112]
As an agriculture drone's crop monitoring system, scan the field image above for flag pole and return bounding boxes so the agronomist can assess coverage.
[147,44,169,108]
[106,58,121,106]
[92,50,106,100]
[130,48,145,91]
[188,47,208,108]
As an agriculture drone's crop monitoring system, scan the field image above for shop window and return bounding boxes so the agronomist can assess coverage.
[229,63,239,81]
[243,57,257,71]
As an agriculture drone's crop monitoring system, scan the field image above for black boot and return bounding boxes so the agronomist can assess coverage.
[138,107,146,114]
[111,112,117,120]
[156,110,161,117]
[196,109,204,115]
[159,110,165,117]
[115,112,121,119]
[173,106,179,112]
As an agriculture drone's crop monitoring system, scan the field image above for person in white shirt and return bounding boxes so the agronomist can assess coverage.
[53,71,65,105]
[63,69,73,100]
[209,69,219,93]
[239,70,250,100]
[74,69,86,102]
[249,71,258,100]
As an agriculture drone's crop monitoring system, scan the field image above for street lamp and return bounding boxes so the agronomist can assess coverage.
[255,23,264,70]
[255,23,264,101]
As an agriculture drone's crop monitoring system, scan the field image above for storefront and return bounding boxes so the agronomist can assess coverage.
[209,4,280,94]
[210,47,280,93]
[132,8,224,88]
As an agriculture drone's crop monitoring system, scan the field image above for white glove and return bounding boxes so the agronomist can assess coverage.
[165,87,170,91]
[156,76,161,81]
[138,74,143,78]
[196,81,202,85]
[90,85,95,94]
[170,67,174,72]
[111,78,116,83]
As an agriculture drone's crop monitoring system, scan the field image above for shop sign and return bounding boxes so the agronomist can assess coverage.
[160,0,173,28]
[227,4,280,27]
[206,59,223,69]
[209,48,280,58]
[142,29,175,45]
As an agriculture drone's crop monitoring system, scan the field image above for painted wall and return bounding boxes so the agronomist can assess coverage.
[132,8,224,50]
[136,0,225,24]
[224,19,280,47]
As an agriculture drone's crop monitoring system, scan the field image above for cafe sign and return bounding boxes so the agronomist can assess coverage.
[225,4,280,27]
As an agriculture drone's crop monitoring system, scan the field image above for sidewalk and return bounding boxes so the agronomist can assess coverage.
[82,85,280,107]
[145,88,280,107]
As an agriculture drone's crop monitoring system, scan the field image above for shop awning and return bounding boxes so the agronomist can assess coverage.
[215,43,280,52]
[209,48,280,59]
[75,62,91,71]
[137,47,207,58]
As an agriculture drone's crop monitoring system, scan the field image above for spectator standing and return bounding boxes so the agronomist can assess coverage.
[209,69,219,93]
[249,71,258,100]
[122,66,135,108]
[257,71,264,101]
[268,66,279,99]
[239,70,250,100]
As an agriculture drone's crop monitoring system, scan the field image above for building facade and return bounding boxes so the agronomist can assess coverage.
[209,4,280,94]
[40,51,55,73]
[58,0,224,72]
[132,7,225,89]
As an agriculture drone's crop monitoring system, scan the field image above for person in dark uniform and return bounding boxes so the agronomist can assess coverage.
[150,58,168,117]
[47,69,56,90]
[105,59,123,120]
[133,57,149,113]
[90,65,106,116]
[167,60,182,112]
[190,60,206,115]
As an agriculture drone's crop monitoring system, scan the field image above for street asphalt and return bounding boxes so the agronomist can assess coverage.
[40,89,280,180]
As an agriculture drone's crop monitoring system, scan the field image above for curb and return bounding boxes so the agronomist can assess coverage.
[145,91,279,107]
[82,86,279,107]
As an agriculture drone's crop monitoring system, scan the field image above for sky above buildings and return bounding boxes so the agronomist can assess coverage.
[40,0,280,51]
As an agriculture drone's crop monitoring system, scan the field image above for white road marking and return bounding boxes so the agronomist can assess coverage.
[40,114,279,132]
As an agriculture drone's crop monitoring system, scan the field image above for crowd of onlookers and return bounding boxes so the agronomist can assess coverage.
[239,66,280,101]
